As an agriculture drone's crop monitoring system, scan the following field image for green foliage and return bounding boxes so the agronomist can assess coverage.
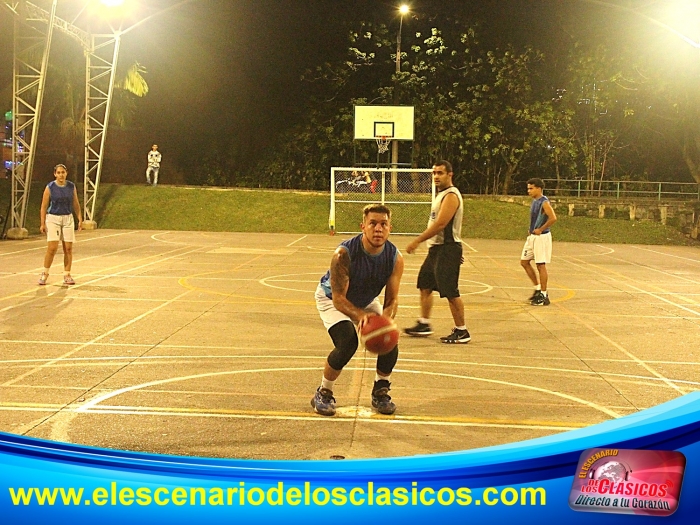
[2,184,693,246]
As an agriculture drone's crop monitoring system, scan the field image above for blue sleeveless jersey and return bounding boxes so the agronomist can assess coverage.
[529,196,550,234]
[47,181,75,216]
[319,234,398,308]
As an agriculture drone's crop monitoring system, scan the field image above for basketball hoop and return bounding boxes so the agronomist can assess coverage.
[376,136,391,154]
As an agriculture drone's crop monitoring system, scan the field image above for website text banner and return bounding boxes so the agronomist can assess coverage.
[2,392,700,524]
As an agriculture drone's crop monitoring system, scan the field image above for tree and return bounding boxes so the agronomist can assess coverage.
[42,35,148,174]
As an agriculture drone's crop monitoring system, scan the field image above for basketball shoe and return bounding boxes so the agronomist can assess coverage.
[440,328,471,344]
[311,387,336,416]
[404,321,433,337]
[371,379,396,415]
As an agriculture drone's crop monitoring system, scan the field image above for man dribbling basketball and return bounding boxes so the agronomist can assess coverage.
[312,204,405,416]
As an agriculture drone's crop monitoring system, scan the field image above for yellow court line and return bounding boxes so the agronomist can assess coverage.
[71,404,588,430]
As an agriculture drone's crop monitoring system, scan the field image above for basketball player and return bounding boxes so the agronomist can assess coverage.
[311,204,405,416]
[404,160,471,343]
[38,164,83,285]
[521,178,557,305]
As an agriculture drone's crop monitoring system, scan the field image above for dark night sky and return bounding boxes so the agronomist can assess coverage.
[0,1,687,163]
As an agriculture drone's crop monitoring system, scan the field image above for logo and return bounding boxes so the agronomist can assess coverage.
[569,448,685,517]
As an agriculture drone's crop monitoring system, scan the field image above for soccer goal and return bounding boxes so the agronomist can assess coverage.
[329,167,435,235]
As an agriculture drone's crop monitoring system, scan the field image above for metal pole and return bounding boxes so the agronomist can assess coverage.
[390,12,404,193]
[391,14,403,169]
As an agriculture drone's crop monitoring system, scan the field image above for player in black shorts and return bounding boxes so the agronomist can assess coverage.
[404,160,470,344]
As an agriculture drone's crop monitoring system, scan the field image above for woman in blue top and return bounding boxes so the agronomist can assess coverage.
[38,164,83,285]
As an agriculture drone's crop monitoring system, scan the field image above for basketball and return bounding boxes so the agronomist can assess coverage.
[360,315,399,355]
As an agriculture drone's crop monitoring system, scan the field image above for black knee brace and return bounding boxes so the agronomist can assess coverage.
[376,345,399,376]
[327,321,359,371]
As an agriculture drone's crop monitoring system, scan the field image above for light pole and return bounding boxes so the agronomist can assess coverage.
[391,4,409,171]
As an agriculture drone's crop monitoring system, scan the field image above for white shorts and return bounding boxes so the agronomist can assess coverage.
[46,214,75,243]
[521,232,552,264]
[315,284,382,330]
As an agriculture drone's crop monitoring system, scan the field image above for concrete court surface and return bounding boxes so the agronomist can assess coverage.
[0,229,699,461]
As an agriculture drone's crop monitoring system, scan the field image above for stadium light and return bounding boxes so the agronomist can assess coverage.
[580,0,700,48]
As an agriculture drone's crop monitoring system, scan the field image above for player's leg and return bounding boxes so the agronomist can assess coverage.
[40,241,59,285]
[437,244,471,343]
[311,320,357,416]
[59,216,76,284]
[40,215,61,284]
[152,167,159,186]
[405,249,438,337]
[145,167,152,184]
[373,345,398,414]
[531,233,552,306]
[521,235,541,301]
[313,285,358,416]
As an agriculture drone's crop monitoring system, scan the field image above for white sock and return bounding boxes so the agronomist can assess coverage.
[321,377,335,391]
[64,270,71,276]
[541,290,548,297]
[456,325,467,331]
[375,373,390,383]
[419,317,430,325]
[535,284,541,291]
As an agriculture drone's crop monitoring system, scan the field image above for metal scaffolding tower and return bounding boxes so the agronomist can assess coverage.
[5,0,57,239]
[83,33,121,227]
[3,0,120,236]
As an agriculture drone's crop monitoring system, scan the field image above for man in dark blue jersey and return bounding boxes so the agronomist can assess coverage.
[521,178,557,306]
[312,204,405,416]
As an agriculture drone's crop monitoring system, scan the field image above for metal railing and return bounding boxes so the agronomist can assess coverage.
[542,179,700,201]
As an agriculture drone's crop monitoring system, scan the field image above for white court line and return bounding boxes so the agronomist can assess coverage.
[2,342,700,365]
[0,245,202,313]
[2,354,698,388]
[461,240,478,252]
[76,366,621,418]
[628,245,700,265]
[286,235,308,247]
[564,255,700,315]
[0,230,140,258]
[1,289,193,387]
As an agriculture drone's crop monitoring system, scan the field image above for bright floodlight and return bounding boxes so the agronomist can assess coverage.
[100,0,125,6]
[399,5,409,15]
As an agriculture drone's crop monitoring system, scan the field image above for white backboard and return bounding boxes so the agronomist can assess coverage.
[354,105,414,141]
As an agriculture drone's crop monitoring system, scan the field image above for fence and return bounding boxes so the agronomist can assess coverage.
[543,179,700,200]
[329,167,435,234]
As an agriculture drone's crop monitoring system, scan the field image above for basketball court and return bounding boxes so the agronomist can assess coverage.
[1,229,698,460]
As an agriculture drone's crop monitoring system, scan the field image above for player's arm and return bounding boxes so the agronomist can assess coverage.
[330,247,370,325]
[382,252,404,319]
[406,193,460,253]
[72,186,83,231]
[39,187,50,234]
[533,201,557,235]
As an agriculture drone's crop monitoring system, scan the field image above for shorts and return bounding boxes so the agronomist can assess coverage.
[521,232,552,264]
[45,214,75,243]
[315,284,382,330]
[416,243,462,299]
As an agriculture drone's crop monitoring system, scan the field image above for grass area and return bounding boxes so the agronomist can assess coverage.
[1,182,696,245]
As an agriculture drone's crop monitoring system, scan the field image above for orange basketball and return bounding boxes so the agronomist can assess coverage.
[360,315,399,355]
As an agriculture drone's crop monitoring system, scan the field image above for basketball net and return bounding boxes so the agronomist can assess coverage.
[376,136,391,154]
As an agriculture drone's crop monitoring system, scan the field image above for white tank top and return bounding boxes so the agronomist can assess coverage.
[427,186,463,247]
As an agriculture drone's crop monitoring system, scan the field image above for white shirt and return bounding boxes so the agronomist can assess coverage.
[148,150,162,168]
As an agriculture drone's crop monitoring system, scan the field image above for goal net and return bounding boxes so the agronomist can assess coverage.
[329,167,435,235]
